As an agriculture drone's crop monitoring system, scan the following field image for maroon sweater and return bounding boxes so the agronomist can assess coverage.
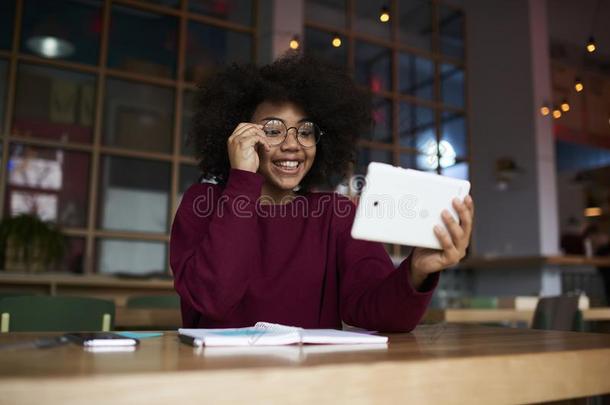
[170,168,439,332]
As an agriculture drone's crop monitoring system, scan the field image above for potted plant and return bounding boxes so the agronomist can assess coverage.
[0,214,66,273]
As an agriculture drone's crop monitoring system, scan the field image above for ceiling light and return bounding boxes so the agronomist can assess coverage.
[26,36,74,59]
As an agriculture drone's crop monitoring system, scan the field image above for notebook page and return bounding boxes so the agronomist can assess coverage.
[254,322,303,333]
[301,329,388,344]
[179,324,388,346]
[178,327,301,346]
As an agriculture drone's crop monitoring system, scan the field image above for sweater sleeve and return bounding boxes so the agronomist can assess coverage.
[335,196,440,333]
[169,169,264,322]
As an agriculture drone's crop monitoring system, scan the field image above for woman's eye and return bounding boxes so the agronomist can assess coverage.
[265,129,282,136]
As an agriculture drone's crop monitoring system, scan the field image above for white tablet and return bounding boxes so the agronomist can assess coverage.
[350,162,471,250]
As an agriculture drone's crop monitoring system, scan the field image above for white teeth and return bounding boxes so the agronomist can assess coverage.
[275,161,299,168]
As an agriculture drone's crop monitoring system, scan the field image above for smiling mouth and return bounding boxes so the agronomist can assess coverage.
[272,160,302,174]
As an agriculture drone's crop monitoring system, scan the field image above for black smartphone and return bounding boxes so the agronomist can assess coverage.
[64,332,139,347]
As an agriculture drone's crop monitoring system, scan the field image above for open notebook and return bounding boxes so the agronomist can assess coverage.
[178,322,388,347]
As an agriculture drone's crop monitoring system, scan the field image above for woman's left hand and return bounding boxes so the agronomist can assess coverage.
[410,195,475,283]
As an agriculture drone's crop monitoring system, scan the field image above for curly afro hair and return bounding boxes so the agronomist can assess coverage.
[188,53,372,191]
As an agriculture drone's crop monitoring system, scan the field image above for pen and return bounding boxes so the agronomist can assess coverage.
[178,333,203,347]
[0,336,69,351]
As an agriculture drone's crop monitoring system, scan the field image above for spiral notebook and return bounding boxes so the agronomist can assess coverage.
[178,322,388,347]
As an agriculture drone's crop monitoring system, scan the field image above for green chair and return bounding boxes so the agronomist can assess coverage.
[0,296,115,332]
[0,292,30,300]
[462,296,498,309]
[126,294,180,309]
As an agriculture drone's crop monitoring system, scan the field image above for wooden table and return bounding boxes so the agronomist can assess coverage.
[460,254,610,269]
[424,307,610,325]
[1,324,610,404]
[111,307,610,330]
[0,273,175,306]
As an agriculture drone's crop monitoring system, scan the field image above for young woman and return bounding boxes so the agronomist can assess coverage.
[170,54,474,332]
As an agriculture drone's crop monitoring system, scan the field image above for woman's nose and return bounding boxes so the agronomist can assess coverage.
[280,128,301,150]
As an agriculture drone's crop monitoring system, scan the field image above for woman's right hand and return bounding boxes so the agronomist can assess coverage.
[227,123,272,173]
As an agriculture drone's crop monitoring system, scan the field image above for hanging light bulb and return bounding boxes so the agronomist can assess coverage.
[560,99,570,112]
[540,105,550,116]
[586,36,596,53]
[27,36,74,58]
[574,77,584,92]
[379,6,390,23]
[552,106,562,119]
[584,207,602,217]
[26,18,75,59]
[289,35,299,50]
[332,33,342,48]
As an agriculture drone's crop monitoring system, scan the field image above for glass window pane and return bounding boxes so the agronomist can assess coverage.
[440,5,464,59]
[97,238,166,275]
[399,53,433,100]
[189,0,253,26]
[306,0,346,28]
[108,5,177,78]
[305,28,348,68]
[442,161,469,180]
[0,59,7,129]
[398,0,432,51]
[182,90,197,156]
[103,78,174,153]
[0,1,15,50]
[441,63,464,108]
[402,153,439,173]
[179,164,200,200]
[13,64,96,143]
[441,111,467,158]
[98,156,170,233]
[362,98,392,143]
[400,153,417,169]
[399,152,417,169]
[355,147,393,175]
[21,0,102,65]
[63,237,86,274]
[142,0,180,7]
[400,152,436,172]
[355,42,392,93]
[186,21,253,83]
[354,0,391,40]
[399,102,435,152]
[5,143,90,227]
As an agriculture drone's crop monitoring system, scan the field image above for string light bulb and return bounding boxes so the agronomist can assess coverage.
[552,106,562,119]
[379,6,390,23]
[289,35,299,50]
[574,77,584,92]
[584,207,602,217]
[540,105,550,116]
[586,36,596,53]
[331,33,342,48]
[560,99,570,112]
